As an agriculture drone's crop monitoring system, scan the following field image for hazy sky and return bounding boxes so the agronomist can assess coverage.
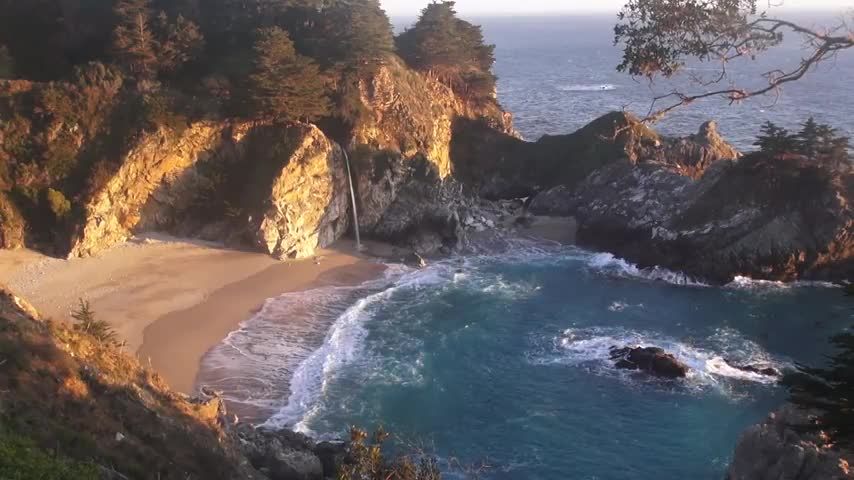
[380,0,854,16]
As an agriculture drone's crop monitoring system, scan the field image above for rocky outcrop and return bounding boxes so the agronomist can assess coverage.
[643,120,741,179]
[570,154,854,283]
[68,122,226,257]
[725,360,781,378]
[236,425,347,480]
[68,122,349,259]
[353,58,515,180]
[354,150,471,254]
[727,405,853,480]
[609,346,689,378]
[249,125,349,259]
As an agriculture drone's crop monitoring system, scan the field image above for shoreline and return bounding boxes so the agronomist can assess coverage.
[138,255,386,394]
[0,234,384,394]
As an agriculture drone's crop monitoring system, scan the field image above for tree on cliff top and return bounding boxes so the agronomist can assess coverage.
[327,0,395,74]
[248,26,331,122]
[614,0,854,123]
[396,1,496,99]
[112,0,159,78]
[113,0,204,78]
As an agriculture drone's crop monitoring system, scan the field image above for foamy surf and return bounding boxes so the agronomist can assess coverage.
[726,275,841,291]
[262,263,449,434]
[535,326,785,392]
[557,83,617,92]
[585,253,708,287]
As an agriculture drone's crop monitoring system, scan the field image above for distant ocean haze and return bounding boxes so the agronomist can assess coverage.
[392,14,854,149]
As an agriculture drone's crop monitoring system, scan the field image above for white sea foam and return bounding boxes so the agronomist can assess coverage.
[536,326,784,392]
[585,252,708,287]
[727,275,841,291]
[262,264,447,434]
[557,83,617,92]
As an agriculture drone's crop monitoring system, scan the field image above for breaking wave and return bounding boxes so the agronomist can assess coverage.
[585,252,708,287]
[532,326,785,393]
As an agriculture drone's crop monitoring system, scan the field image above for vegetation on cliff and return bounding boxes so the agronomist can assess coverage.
[0,0,505,256]
[396,1,496,102]
[786,317,854,447]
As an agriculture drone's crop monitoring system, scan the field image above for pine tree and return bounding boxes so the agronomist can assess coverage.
[338,0,395,73]
[113,0,159,78]
[248,26,331,121]
[796,117,821,159]
[155,13,205,73]
[396,1,496,98]
[754,121,797,156]
[71,298,117,344]
[785,326,854,447]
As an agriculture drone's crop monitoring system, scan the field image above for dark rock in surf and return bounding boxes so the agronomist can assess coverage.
[609,346,689,379]
[725,360,781,378]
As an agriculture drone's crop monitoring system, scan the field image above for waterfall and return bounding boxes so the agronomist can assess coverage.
[342,148,362,250]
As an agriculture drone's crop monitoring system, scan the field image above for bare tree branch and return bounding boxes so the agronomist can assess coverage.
[615,0,854,124]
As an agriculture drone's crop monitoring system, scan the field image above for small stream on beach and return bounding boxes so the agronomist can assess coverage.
[197,240,852,479]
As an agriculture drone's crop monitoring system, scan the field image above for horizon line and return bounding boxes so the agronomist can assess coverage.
[386,6,852,17]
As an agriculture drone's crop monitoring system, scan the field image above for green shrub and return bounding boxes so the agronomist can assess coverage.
[339,427,441,480]
[71,299,117,344]
[0,429,98,480]
[140,92,188,135]
[46,188,72,219]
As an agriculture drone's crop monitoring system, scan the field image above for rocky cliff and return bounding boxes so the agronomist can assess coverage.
[0,285,350,480]
[522,113,852,284]
[1,59,515,260]
[727,405,853,480]
[550,152,853,283]
[68,122,349,259]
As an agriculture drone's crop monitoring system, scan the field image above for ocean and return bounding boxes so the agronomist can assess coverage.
[482,15,854,149]
[197,15,854,480]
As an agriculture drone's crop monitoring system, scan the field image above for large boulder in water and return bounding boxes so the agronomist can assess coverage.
[609,346,689,379]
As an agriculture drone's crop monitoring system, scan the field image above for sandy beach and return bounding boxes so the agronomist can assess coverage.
[0,234,384,394]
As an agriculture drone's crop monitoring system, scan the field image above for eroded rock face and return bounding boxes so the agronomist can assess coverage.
[644,120,741,179]
[727,405,853,480]
[68,122,227,257]
[68,122,349,259]
[251,125,349,259]
[572,154,854,283]
[236,425,326,480]
[355,151,469,255]
[353,58,515,180]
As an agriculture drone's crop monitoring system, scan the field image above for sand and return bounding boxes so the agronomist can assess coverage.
[0,234,384,394]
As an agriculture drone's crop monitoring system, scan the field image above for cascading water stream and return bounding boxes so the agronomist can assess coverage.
[341,147,362,251]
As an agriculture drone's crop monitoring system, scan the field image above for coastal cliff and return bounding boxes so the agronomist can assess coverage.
[521,113,853,283]
[0,58,513,260]
[0,285,346,480]
[68,122,350,260]
[727,406,853,480]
